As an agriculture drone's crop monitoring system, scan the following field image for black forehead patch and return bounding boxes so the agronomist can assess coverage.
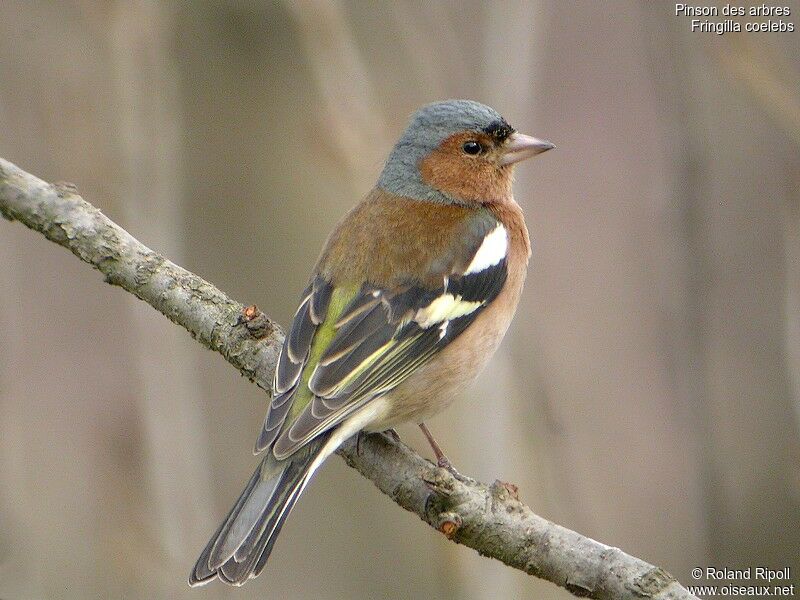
[482,119,515,142]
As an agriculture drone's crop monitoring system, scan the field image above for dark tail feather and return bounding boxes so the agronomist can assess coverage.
[189,437,328,587]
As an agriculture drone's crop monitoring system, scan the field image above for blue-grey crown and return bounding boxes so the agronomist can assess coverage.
[377,100,511,204]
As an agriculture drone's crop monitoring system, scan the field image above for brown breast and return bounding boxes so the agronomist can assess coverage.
[316,188,478,287]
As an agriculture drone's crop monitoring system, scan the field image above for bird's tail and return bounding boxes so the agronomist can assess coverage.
[189,435,329,587]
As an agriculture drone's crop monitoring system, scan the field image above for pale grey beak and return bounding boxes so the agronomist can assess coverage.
[499,132,555,166]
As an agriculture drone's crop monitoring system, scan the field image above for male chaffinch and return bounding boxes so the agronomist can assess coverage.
[190,99,554,586]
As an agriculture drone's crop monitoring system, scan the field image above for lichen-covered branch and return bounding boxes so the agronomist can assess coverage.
[0,157,698,600]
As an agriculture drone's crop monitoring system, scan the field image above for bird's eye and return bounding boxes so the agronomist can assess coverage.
[462,141,483,155]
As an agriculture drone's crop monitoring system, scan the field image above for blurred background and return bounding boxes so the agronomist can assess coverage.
[1,1,799,599]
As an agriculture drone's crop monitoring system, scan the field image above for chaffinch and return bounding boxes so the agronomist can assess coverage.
[190,99,554,586]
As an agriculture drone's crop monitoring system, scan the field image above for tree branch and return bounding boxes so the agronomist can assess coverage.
[0,157,698,600]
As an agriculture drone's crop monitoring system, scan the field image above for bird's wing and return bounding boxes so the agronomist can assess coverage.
[254,275,334,453]
[257,215,509,460]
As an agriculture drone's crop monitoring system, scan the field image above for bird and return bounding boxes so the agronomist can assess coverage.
[189,99,554,586]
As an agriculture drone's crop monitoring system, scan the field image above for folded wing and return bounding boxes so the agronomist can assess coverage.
[259,220,510,460]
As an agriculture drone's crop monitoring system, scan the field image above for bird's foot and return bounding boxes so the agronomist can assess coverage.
[435,455,472,483]
[357,429,401,455]
[382,428,401,443]
[418,422,471,483]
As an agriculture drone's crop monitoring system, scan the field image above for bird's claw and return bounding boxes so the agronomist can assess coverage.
[383,428,401,443]
[436,455,470,483]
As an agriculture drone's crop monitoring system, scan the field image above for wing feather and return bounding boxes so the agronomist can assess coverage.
[309,277,333,325]
[316,298,384,368]
[286,299,314,363]
[256,276,332,454]
[274,336,303,395]
[272,258,507,460]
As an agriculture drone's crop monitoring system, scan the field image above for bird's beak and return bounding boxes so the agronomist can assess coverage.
[499,132,555,166]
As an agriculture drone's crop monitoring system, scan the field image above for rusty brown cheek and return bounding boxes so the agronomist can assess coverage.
[418,133,513,204]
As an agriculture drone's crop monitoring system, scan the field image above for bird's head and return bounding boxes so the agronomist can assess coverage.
[378,99,553,205]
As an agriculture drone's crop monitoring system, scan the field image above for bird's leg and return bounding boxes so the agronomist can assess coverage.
[418,422,465,480]
[356,430,365,456]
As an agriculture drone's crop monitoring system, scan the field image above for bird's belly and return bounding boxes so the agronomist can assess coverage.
[364,284,520,431]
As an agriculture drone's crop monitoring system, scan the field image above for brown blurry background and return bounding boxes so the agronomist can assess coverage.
[1,1,799,599]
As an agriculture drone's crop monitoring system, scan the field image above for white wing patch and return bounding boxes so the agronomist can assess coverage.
[415,294,482,328]
[414,223,508,329]
[465,224,508,275]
